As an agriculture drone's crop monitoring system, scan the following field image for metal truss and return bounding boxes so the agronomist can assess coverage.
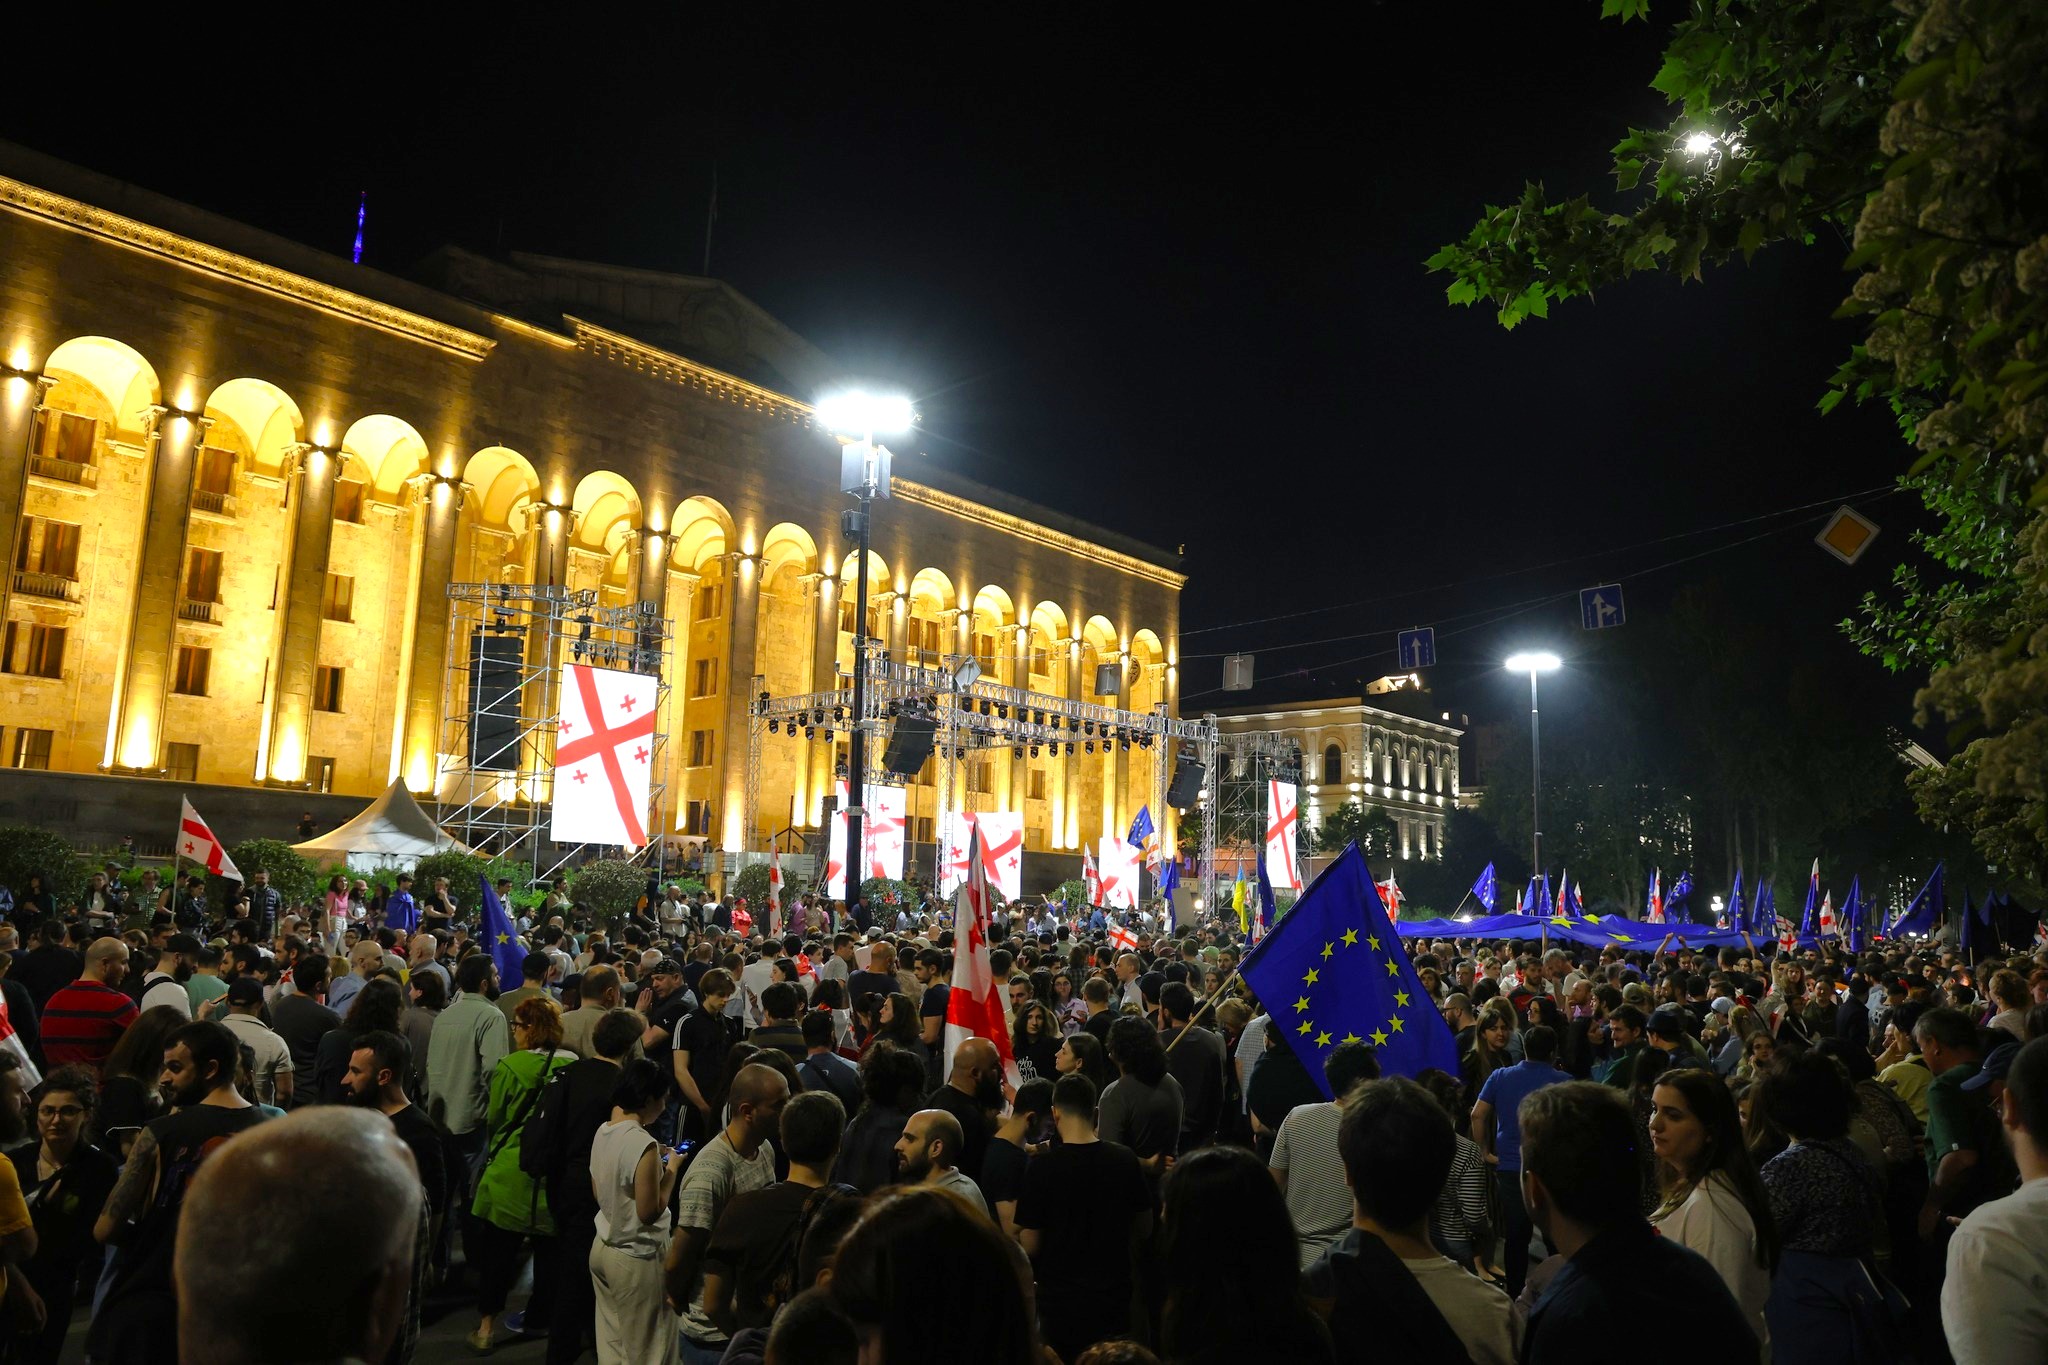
[436,582,670,886]
[1203,728,1303,914]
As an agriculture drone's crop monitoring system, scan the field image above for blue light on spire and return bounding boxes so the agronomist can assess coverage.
[352,190,366,265]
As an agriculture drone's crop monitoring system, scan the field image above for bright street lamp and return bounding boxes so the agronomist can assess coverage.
[1505,651,1562,889]
[818,388,914,926]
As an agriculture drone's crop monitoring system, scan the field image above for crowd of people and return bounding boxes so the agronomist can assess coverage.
[0,860,2040,1365]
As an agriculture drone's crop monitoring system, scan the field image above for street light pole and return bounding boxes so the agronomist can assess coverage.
[846,432,874,929]
[1527,667,1543,880]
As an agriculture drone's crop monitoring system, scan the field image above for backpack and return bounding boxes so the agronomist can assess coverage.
[767,1182,861,1309]
[519,1063,573,1180]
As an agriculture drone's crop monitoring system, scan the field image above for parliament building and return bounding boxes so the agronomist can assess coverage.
[0,143,1183,867]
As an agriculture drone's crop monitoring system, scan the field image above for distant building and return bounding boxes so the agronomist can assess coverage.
[1211,696,1462,859]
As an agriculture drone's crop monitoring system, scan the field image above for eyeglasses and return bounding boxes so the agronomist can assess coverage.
[37,1104,83,1120]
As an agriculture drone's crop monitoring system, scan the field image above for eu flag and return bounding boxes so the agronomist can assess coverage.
[478,875,526,990]
[1471,862,1498,913]
[1887,862,1944,939]
[1239,842,1460,1096]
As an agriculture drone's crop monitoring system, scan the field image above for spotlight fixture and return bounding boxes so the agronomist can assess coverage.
[833,705,845,721]
[1013,744,1024,758]
[996,704,1008,719]
[1065,741,1077,756]
[1085,741,1095,754]
[804,726,815,740]
[1083,721,1095,737]
[1030,744,1040,758]
[1121,737,1132,750]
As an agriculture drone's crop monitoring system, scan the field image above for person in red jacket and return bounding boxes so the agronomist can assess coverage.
[41,938,138,1074]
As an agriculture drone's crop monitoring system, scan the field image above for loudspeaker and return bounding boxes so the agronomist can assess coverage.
[1166,753,1206,809]
[880,715,938,775]
[1094,661,1122,695]
[468,631,523,770]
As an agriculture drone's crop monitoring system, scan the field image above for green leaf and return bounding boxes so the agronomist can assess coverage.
[1889,57,1951,102]
[1779,151,1816,188]
[1650,57,1689,101]
[1817,388,1847,416]
[1737,220,1766,262]
[1446,279,1479,306]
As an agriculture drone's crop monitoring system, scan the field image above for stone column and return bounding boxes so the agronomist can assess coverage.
[718,552,761,851]
[0,371,55,631]
[264,444,341,783]
[518,504,575,796]
[804,570,837,827]
[664,571,698,836]
[881,591,907,665]
[108,405,210,772]
[397,473,465,792]
[1112,650,1131,838]
[1061,636,1082,849]
[1007,623,1028,815]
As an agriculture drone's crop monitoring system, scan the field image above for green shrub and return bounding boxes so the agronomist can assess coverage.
[574,859,651,927]
[0,826,87,906]
[730,862,772,908]
[225,839,320,908]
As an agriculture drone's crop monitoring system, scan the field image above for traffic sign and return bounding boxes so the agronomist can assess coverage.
[1815,505,1880,565]
[1396,627,1436,670]
[1580,584,1625,631]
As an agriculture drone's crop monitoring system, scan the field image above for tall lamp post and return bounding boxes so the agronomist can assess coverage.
[1504,652,1561,888]
[818,391,913,926]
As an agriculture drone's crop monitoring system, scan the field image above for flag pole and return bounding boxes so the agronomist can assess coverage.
[1169,967,1245,1052]
[1447,889,1475,919]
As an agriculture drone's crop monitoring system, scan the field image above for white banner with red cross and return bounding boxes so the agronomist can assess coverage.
[549,663,659,849]
[937,810,1024,901]
[1265,779,1303,892]
[824,780,906,898]
[1095,837,1140,910]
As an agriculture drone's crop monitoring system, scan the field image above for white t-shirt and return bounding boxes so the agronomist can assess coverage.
[591,1117,669,1258]
[1651,1172,1771,1353]
[739,959,779,1027]
[139,974,193,1019]
[1943,1176,2048,1365]
[1404,1254,1520,1365]
[220,1014,292,1105]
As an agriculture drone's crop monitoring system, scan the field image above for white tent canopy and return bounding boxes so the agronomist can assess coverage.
[291,781,469,872]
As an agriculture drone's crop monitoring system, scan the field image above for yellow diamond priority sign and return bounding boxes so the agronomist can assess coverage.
[1815,505,1880,565]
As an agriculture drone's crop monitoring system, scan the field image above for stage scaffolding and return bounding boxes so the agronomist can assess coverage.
[744,648,1217,900]
[1208,728,1304,907]
[436,582,671,884]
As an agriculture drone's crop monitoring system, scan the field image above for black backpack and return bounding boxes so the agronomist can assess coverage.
[513,1050,568,1180]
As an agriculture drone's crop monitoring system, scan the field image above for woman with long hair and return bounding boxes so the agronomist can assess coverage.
[1756,1051,1896,1363]
[1648,1070,1777,1352]
[832,1044,929,1194]
[1159,1147,1335,1364]
[312,976,405,1104]
[863,992,927,1069]
[1102,1016,1184,1184]
[467,994,573,1353]
[1735,1027,1780,1082]
[1050,971,1086,1035]
[321,873,351,951]
[1012,1001,1062,1082]
[96,1005,187,1159]
[1460,998,1516,1108]
[1055,1032,1114,1097]
[405,969,446,1099]
[9,1066,117,1365]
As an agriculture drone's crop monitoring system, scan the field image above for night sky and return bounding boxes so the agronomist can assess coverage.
[3,3,1921,732]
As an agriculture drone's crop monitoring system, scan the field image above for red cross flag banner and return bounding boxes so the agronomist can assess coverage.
[943,821,1021,1087]
[176,798,243,883]
[937,811,1024,900]
[0,989,38,1088]
[1265,779,1303,892]
[1096,837,1140,911]
[549,662,658,849]
[824,781,906,898]
[1106,922,1139,954]
[1083,848,1100,905]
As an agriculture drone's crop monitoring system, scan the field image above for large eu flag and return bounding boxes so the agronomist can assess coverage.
[1239,842,1460,1097]
[478,875,527,990]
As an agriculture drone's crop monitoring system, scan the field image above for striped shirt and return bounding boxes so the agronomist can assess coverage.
[41,979,138,1073]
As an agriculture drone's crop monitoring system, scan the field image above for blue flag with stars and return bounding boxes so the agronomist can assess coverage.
[478,875,525,990]
[1471,862,1498,913]
[1239,842,1459,1095]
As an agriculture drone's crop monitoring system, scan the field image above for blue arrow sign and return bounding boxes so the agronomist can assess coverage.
[1396,627,1436,669]
[1580,584,1625,630]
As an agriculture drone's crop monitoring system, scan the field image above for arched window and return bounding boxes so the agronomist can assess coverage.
[1322,744,1342,786]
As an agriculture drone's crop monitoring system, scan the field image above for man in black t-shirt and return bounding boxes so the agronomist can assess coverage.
[1015,1074,1152,1362]
[926,1037,1000,1182]
[535,1007,641,1365]
[674,969,741,1139]
[701,1091,847,1335]
[89,1020,271,1364]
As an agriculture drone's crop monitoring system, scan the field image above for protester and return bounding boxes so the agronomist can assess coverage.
[1271,1040,1380,1267]
[669,1063,791,1365]
[1942,1035,2048,1363]
[892,1108,991,1216]
[539,1006,645,1365]
[9,1065,116,1365]
[702,1090,849,1335]
[41,937,136,1073]
[1163,1145,1336,1363]
[590,1057,685,1365]
[1646,1067,1777,1353]
[1470,1021,1570,1295]
[833,1187,1040,1365]
[339,1029,442,1363]
[1100,1016,1183,1184]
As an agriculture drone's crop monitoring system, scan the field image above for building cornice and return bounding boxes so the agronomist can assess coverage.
[565,317,814,423]
[0,174,495,360]
[891,478,1188,591]
[1214,697,1463,737]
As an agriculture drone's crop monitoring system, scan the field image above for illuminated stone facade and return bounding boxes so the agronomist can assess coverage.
[0,144,1182,858]
[1213,698,1462,859]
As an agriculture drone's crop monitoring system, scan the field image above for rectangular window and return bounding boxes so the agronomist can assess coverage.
[183,547,223,604]
[13,517,81,579]
[164,742,200,783]
[1030,644,1052,679]
[314,665,344,712]
[975,631,1001,672]
[2,623,65,679]
[691,658,719,698]
[688,729,713,767]
[9,728,51,770]
[693,584,725,622]
[321,573,354,623]
[1028,769,1047,800]
[194,447,234,496]
[172,645,211,696]
[40,412,96,465]
[913,816,933,845]
[684,800,711,836]
[310,755,336,794]
[332,479,366,524]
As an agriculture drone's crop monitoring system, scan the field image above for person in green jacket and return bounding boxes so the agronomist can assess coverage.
[467,993,573,1353]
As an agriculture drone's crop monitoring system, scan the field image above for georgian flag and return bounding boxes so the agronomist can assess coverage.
[549,662,658,849]
[1818,892,1837,938]
[825,781,907,897]
[766,856,784,939]
[177,799,243,882]
[943,821,1021,1087]
[1264,780,1303,892]
[1107,923,1139,954]
[1083,849,1100,906]
[1096,838,1140,911]
[0,991,38,1088]
[938,811,1024,900]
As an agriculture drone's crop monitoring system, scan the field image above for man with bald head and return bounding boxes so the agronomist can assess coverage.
[667,1062,790,1364]
[41,936,137,1073]
[928,1035,1001,1182]
[327,938,389,1019]
[175,1107,420,1365]
[563,963,638,1060]
[895,1108,992,1217]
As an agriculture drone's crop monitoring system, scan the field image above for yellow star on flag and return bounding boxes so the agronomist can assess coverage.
[1294,995,1310,1013]
[496,932,509,945]
[1298,1020,1313,1036]
[1367,935,1380,951]
[1383,959,1401,977]
[1343,1032,1362,1044]
[1304,968,1320,987]
[1389,1016,1405,1033]
[1341,929,1358,946]
[1394,990,1411,1007]
[1321,942,1334,960]
[1315,1031,1333,1047]
[1370,1029,1389,1046]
